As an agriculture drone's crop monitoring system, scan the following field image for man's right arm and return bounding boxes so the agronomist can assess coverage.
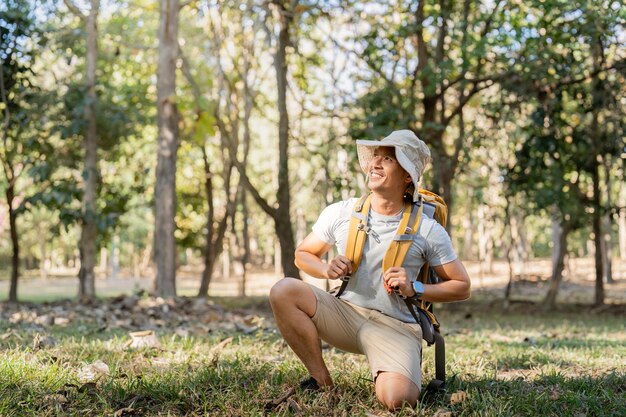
[295,232,352,279]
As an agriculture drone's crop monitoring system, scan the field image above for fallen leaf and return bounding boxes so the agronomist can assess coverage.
[450,390,468,404]
[287,398,302,415]
[114,406,135,416]
[32,333,57,350]
[126,330,160,349]
[44,393,68,404]
[433,409,452,417]
[78,360,110,383]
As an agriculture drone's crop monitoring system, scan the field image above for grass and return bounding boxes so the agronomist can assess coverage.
[0,297,625,416]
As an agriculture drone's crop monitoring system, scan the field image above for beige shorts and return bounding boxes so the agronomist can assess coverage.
[308,284,423,388]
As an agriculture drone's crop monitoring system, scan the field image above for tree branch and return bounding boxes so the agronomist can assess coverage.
[63,0,87,21]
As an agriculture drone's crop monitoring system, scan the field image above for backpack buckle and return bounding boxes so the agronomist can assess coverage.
[339,275,350,282]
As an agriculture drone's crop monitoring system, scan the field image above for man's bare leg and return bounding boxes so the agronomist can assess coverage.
[269,278,333,387]
[375,372,419,411]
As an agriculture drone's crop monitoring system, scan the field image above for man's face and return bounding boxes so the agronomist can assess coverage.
[367,146,411,196]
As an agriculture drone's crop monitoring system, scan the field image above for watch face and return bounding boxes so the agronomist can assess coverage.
[412,281,423,295]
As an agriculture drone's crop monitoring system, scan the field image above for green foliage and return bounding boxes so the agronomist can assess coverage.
[503,0,625,227]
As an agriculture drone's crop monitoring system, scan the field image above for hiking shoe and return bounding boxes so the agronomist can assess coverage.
[299,376,320,392]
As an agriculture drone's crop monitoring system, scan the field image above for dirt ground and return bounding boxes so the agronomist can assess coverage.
[1,257,625,305]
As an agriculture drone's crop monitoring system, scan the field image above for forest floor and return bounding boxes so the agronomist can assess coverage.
[0,257,625,416]
[2,257,626,304]
[0,293,625,416]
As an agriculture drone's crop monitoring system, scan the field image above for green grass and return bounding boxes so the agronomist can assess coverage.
[0,298,625,416]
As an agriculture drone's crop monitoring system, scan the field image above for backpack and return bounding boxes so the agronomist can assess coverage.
[332,189,448,396]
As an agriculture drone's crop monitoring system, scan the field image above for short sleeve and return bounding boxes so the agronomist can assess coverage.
[311,203,341,245]
[424,222,457,266]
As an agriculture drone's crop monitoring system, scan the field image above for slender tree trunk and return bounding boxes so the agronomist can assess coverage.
[239,70,253,296]
[591,161,604,305]
[154,0,180,297]
[590,36,604,306]
[617,181,626,261]
[75,0,100,302]
[7,185,19,303]
[544,218,570,310]
[504,200,514,305]
[273,0,299,278]
[602,158,613,283]
[240,189,250,296]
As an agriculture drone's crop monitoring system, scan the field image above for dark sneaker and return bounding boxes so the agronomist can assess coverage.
[299,376,320,392]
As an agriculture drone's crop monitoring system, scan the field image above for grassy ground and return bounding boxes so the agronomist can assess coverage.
[0,296,625,416]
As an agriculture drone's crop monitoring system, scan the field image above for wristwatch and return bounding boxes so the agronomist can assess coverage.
[410,281,424,300]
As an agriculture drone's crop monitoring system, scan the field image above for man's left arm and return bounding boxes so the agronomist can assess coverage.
[422,259,471,303]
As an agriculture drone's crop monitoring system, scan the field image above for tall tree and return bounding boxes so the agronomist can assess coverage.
[230,0,301,278]
[344,0,511,226]
[0,0,52,302]
[63,0,100,302]
[154,0,180,297]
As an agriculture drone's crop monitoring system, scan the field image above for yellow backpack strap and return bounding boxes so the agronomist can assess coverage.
[345,194,372,272]
[334,194,371,298]
[382,198,424,294]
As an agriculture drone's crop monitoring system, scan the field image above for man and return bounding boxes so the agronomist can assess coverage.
[269,130,471,411]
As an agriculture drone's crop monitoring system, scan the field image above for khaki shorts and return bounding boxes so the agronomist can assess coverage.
[308,284,423,388]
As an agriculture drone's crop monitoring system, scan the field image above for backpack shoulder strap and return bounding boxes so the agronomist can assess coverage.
[334,194,371,298]
[382,198,424,293]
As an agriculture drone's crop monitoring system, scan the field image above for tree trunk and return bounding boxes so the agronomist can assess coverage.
[619,181,626,261]
[273,0,300,279]
[602,157,613,283]
[197,151,232,297]
[240,189,250,296]
[154,0,180,297]
[590,32,604,305]
[7,185,19,303]
[591,161,604,305]
[543,218,570,310]
[77,0,100,303]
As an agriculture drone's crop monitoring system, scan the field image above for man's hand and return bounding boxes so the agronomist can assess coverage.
[325,255,352,279]
[383,267,414,297]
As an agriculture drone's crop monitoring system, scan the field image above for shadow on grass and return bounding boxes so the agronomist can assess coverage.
[435,372,626,417]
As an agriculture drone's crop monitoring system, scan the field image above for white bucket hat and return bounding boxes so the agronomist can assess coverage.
[356,129,431,202]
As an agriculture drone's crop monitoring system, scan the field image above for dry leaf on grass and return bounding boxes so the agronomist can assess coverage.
[125,330,160,349]
[433,409,452,417]
[113,406,136,416]
[77,360,110,383]
[287,398,302,415]
[44,393,68,404]
[32,333,57,350]
[450,390,468,404]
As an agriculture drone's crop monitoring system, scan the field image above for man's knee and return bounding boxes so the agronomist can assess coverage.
[269,278,315,315]
[269,277,301,305]
[375,372,419,411]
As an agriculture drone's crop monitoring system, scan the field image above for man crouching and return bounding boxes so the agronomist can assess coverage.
[270,130,471,411]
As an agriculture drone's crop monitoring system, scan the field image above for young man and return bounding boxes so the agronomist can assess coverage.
[269,130,471,411]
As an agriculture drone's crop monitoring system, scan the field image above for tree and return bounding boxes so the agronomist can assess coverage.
[63,0,101,302]
[154,0,180,297]
[504,0,625,308]
[0,0,53,302]
[229,0,301,278]
[343,0,512,227]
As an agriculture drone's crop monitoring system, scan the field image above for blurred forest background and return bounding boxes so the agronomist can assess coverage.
[1,0,625,308]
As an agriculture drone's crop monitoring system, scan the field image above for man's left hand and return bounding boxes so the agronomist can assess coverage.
[383,267,414,297]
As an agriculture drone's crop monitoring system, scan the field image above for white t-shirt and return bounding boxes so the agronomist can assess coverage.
[312,198,457,323]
